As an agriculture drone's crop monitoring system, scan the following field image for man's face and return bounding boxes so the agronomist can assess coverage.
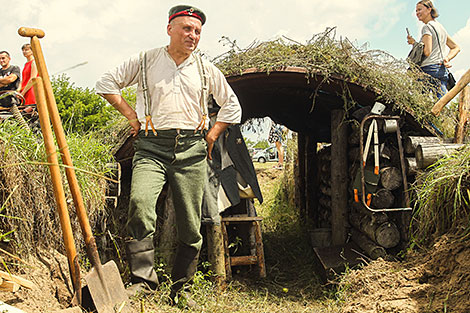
[0,53,10,69]
[167,16,202,54]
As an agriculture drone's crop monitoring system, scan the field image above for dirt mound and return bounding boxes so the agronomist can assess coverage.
[0,249,74,312]
[341,235,470,313]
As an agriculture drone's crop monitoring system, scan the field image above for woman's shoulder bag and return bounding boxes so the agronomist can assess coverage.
[407,42,425,66]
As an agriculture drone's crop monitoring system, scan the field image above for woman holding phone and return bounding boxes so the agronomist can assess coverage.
[407,0,460,98]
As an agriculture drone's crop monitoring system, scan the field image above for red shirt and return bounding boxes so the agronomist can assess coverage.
[21,60,36,105]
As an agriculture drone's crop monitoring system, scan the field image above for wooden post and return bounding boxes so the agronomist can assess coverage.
[431,68,470,116]
[297,134,307,222]
[305,136,318,225]
[455,86,470,144]
[206,224,226,288]
[330,110,348,245]
[253,221,266,278]
[220,222,232,280]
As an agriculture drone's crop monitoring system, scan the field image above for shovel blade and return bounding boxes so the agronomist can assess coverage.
[82,260,129,313]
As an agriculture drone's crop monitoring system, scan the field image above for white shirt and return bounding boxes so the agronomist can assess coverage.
[420,20,448,67]
[96,47,241,130]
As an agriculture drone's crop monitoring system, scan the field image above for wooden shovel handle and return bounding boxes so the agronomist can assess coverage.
[18,27,45,38]
[29,36,101,267]
[431,68,470,116]
[32,77,81,294]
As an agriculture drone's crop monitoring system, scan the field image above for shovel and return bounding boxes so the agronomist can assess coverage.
[19,27,129,313]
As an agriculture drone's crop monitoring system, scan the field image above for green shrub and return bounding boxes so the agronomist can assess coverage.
[52,75,116,133]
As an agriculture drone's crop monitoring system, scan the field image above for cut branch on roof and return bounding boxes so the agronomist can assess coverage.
[214,27,442,126]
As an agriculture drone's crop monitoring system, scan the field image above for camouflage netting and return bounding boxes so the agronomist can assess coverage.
[213,27,445,126]
[0,121,112,256]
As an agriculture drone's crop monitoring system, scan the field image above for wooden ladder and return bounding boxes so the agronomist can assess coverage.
[221,216,266,280]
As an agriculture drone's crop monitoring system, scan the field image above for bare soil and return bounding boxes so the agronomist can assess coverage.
[341,234,470,313]
[0,249,76,312]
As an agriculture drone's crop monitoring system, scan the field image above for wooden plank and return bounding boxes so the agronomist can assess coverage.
[0,301,26,313]
[0,270,35,289]
[51,307,82,313]
[0,280,20,292]
[230,256,258,266]
[221,216,263,223]
[220,222,232,280]
[312,242,364,283]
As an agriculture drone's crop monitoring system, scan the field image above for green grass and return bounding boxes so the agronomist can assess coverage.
[0,119,114,254]
[412,144,470,242]
[129,148,343,312]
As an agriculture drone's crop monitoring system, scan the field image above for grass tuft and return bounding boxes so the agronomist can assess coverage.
[0,120,114,255]
[412,144,470,243]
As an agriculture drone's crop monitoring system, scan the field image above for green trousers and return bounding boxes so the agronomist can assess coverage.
[127,129,207,251]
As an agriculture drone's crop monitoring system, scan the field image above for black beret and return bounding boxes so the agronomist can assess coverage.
[168,5,206,25]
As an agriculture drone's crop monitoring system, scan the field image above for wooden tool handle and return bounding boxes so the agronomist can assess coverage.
[32,77,81,293]
[30,37,97,253]
[18,27,45,38]
[431,68,470,116]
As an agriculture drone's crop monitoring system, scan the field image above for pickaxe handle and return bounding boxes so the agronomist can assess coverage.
[431,68,470,116]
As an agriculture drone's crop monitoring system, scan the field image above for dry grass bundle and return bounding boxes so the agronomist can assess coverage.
[0,120,113,255]
[0,131,58,254]
[412,144,470,241]
[214,28,441,125]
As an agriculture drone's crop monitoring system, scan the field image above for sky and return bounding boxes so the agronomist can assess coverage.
[3,0,470,141]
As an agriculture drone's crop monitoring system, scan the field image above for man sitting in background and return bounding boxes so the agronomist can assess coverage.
[0,51,21,108]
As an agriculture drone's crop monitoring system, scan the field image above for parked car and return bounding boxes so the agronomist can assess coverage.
[252,146,286,163]
[249,147,263,158]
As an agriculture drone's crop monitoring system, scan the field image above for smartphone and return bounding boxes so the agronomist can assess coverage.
[406,28,410,36]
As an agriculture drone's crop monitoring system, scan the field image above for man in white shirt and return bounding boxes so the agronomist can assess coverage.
[96,5,241,305]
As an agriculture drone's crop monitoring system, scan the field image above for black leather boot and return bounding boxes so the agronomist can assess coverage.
[169,243,200,308]
[125,237,159,295]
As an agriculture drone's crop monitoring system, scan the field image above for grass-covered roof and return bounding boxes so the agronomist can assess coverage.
[213,28,451,128]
